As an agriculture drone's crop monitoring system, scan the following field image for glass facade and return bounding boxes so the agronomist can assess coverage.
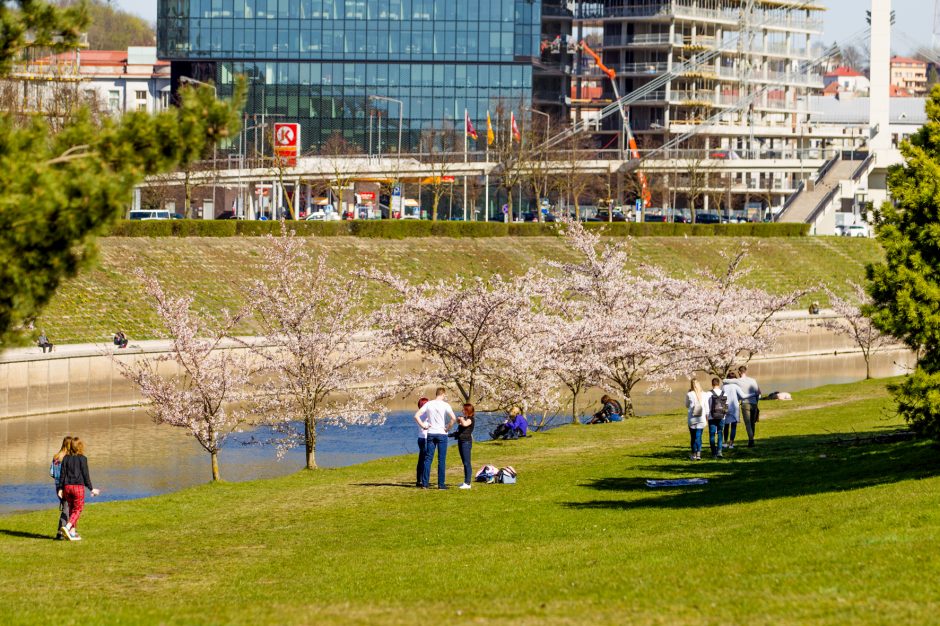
[158,0,541,150]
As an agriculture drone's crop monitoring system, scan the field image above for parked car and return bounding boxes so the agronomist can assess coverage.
[171,213,185,220]
[844,223,871,238]
[694,212,721,224]
[522,211,558,223]
[128,210,171,220]
[594,210,627,222]
[214,210,238,220]
[644,214,667,223]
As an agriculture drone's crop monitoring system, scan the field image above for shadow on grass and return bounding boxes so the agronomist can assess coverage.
[0,529,53,540]
[566,428,940,511]
[355,482,417,489]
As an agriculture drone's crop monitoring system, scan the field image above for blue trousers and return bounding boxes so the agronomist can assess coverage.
[708,421,724,456]
[423,434,448,488]
[416,438,428,487]
[457,439,473,485]
[689,427,704,454]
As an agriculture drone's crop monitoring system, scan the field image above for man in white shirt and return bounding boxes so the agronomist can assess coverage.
[415,387,457,489]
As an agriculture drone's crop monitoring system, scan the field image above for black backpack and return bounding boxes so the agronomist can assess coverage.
[710,390,728,421]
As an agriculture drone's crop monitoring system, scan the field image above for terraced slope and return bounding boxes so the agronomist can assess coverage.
[38,236,883,344]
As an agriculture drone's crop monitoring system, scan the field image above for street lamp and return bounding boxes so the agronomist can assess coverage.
[525,107,551,221]
[368,95,404,217]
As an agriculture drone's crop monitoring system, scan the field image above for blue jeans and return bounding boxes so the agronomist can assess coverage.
[457,439,472,485]
[423,434,448,488]
[689,427,704,454]
[723,422,737,444]
[416,438,428,487]
[708,421,724,456]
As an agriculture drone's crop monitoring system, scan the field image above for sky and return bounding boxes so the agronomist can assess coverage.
[115,0,934,55]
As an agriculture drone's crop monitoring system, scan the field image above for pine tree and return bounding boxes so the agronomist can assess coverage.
[0,1,244,346]
[867,85,940,439]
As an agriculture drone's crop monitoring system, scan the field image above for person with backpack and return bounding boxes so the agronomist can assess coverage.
[49,436,72,539]
[412,397,430,488]
[454,403,475,490]
[708,378,728,459]
[722,373,743,449]
[685,379,709,461]
[56,437,100,541]
[415,387,457,490]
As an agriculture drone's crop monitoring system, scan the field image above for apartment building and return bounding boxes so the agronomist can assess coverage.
[890,56,927,97]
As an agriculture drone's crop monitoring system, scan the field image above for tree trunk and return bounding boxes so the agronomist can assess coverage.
[305,418,317,470]
[865,355,872,380]
[571,393,580,425]
[622,393,635,419]
[211,451,220,481]
[432,196,439,221]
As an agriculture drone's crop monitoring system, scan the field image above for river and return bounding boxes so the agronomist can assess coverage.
[0,347,914,516]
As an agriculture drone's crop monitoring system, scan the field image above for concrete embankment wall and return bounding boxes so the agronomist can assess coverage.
[0,315,908,420]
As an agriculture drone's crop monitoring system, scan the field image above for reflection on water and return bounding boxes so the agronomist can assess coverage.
[0,349,914,515]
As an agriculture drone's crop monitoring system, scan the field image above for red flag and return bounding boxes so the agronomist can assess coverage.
[465,110,478,141]
[511,112,521,143]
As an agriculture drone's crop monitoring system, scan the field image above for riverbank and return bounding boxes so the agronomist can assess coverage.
[35,235,881,344]
[1,378,937,625]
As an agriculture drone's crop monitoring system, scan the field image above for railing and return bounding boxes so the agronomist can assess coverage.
[779,180,806,216]
[805,183,841,227]
[851,154,875,182]
[669,89,716,103]
[813,154,840,184]
[618,61,670,74]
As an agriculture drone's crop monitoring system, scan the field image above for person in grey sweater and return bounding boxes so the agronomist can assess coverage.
[725,365,761,447]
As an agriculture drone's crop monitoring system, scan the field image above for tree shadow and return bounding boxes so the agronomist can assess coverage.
[565,428,940,511]
[0,528,54,540]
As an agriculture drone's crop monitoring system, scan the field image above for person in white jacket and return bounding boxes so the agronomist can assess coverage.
[685,379,709,461]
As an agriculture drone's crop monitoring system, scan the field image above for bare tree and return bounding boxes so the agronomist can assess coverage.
[320,132,359,218]
[419,122,458,221]
[489,100,531,222]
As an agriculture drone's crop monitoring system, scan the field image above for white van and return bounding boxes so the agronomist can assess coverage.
[129,210,171,221]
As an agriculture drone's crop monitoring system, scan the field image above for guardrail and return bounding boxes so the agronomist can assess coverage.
[805,183,841,227]
[851,154,875,181]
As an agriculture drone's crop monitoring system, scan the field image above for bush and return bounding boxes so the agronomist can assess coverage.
[105,219,809,238]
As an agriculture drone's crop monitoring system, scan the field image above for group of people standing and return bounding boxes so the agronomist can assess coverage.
[50,436,99,540]
[413,388,476,490]
[685,366,761,460]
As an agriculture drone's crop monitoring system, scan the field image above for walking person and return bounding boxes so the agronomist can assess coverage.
[415,387,457,490]
[455,403,475,490]
[413,397,430,488]
[722,373,743,449]
[708,378,728,459]
[56,437,100,541]
[685,379,709,461]
[49,436,72,539]
[727,365,761,447]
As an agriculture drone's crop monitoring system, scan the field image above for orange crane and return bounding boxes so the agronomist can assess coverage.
[579,40,651,208]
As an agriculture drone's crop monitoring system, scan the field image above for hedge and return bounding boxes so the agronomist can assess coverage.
[105,220,809,238]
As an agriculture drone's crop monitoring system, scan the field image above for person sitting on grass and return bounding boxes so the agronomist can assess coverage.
[589,395,623,424]
[38,331,54,353]
[491,407,528,440]
[113,331,129,349]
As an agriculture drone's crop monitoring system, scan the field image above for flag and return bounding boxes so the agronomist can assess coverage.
[511,112,521,143]
[465,110,478,141]
[486,111,495,145]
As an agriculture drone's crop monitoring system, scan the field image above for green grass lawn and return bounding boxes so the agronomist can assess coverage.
[1,378,938,625]
[38,235,883,344]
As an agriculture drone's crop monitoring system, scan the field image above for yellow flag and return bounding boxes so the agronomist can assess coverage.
[486,111,495,146]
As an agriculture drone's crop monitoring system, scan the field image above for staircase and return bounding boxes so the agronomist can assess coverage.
[776,152,868,225]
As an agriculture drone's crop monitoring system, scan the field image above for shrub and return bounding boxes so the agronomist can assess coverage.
[173,220,238,237]
[509,223,560,237]
[430,222,508,237]
[349,220,434,238]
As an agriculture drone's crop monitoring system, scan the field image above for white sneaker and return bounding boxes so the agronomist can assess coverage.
[459,483,471,490]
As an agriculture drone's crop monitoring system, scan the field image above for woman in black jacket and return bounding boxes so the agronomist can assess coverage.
[56,437,100,541]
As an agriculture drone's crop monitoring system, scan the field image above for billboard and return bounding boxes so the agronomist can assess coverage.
[273,123,300,167]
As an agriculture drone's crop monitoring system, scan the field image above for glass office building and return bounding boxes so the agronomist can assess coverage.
[157,0,541,151]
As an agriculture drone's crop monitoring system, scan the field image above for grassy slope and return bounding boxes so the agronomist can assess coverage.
[1,379,938,625]
[41,236,882,344]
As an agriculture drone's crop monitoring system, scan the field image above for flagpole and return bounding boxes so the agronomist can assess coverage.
[463,108,468,222]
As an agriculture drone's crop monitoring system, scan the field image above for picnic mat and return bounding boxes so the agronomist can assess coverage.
[645,478,709,488]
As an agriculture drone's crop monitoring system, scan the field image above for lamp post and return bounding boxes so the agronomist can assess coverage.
[525,107,551,221]
[369,95,404,217]
[179,76,218,219]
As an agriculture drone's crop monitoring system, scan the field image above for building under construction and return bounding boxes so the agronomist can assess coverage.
[537,1,842,214]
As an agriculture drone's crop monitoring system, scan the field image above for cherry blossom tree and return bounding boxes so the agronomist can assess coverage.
[544,295,605,425]
[115,272,248,482]
[549,220,698,417]
[696,249,811,378]
[821,282,891,379]
[363,269,544,407]
[243,225,393,470]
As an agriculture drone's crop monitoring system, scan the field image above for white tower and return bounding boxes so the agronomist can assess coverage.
[869,0,892,154]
